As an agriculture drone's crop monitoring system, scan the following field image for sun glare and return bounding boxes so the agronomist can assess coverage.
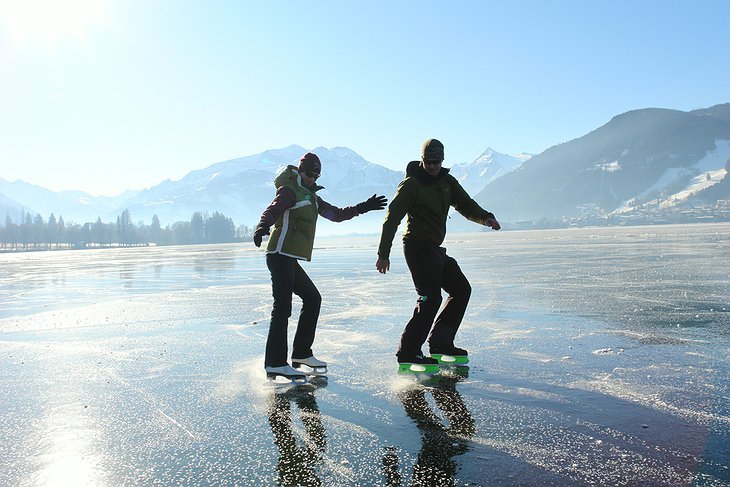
[0,0,105,44]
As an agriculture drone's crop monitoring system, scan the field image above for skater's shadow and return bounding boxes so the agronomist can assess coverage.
[267,379,328,487]
[386,370,475,486]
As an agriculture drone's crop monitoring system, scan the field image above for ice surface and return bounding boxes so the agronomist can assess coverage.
[0,224,728,485]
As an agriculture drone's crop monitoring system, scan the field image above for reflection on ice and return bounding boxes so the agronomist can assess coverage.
[34,403,100,487]
[268,384,327,487]
[396,375,475,486]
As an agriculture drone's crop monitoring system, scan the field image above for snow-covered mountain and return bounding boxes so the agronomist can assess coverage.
[9,102,727,234]
[0,191,27,224]
[448,148,531,195]
[476,103,730,224]
[611,139,730,214]
[0,177,137,224]
[1,145,521,235]
[109,145,408,234]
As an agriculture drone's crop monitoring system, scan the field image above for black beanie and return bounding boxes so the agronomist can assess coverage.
[421,138,444,161]
[298,152,321,174]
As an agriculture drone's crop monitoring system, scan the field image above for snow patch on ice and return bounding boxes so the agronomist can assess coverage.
[212,357,270,403]
[512,350,553,362]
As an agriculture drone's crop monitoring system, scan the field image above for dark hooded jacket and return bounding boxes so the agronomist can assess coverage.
[377,161,494,259]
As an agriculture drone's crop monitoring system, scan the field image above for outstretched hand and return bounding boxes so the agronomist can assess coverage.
[253,225,269,247]
[357,194,388,214]
[486,217,501,231]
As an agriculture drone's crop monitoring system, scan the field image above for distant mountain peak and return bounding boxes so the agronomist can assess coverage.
[449,147,526,195]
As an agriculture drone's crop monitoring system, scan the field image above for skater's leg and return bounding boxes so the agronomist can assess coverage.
[398,241,445,358]
[399,387,458,485]
[267,395,316,483]
[291,261,321,360]
[294,393,326,453]
[265,254,296,368]
[429,255,471,350]
[432,380,475,437]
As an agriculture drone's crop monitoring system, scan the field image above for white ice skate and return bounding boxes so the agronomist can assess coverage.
[291,355,328,376]
[265,364,307,384]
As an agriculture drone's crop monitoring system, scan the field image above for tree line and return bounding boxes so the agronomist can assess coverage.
[0,209,253,251]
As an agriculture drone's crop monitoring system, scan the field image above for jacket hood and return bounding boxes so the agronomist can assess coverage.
[406,160,449,180]
[275,165,324,191]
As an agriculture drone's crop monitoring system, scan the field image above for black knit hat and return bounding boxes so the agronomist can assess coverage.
[421,138,444,162]
[298,152,321,175]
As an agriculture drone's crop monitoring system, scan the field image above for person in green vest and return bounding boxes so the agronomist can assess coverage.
[375,139,501,371]
[254,152,387,381]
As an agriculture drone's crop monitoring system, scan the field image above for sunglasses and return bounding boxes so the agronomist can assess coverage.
[305,171,320,179]
[423,159,442,166]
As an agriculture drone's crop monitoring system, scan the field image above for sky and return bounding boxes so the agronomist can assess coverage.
[1,0,729,196]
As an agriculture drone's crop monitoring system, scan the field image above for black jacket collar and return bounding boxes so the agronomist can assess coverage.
[406,160,449,182]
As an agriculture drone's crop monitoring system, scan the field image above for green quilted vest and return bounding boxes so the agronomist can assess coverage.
[266,166,322,261]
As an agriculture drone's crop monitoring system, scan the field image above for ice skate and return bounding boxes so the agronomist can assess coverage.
[397,353,440,375]
[291,355,328,376]
[430,345,469,365]
[265,364,307,384]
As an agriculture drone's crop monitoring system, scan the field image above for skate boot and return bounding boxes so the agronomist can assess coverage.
[430,345,469,365]
[265,364,307,384]
[397,353,440,375]
[291,355,328,376]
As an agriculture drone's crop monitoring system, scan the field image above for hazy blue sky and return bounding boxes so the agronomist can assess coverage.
[1,0,728,195]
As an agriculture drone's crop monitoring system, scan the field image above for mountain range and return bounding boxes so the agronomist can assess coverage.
[475,103,730,224]
[0,145,527,235]
[2,103,729,233]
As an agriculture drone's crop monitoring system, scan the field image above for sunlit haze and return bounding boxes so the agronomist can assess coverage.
[0,0,105,43]
[1,0,729,195]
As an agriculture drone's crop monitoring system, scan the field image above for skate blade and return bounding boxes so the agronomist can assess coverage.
[431,354,469,365]
[307,375,329,388]
[398,363,440,375]
[266,373,308,385]
[292,363,328,376]
[439,365,470,379]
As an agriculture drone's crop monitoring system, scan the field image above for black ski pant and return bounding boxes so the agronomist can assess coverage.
[265,253,321,367]
[398,240,471,358]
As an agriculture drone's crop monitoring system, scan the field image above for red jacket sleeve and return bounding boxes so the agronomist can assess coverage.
[317,196,360,222]
[257,186,296,229]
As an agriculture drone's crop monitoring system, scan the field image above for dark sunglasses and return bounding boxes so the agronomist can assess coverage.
[305,171,320,179]
[423,159,442,166]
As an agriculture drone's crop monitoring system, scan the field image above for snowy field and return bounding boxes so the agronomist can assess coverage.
[0,223,728,486]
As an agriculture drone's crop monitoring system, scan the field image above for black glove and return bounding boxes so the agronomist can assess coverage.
[356,194,387,214]
[253,225,269,247]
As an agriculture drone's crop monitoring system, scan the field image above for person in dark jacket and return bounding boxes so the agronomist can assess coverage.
[375,139,500,368]
[254,152,387,380]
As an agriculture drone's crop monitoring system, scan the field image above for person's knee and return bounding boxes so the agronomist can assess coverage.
[462,281,472,299]
[450,278,471,300]
[272,300,292,318]
[417,292,442,313]
[303,289,322,309]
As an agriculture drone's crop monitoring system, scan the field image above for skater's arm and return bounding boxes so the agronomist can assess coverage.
[377,179,415,261]
[258,186,296,228]
[317,194,387,222]
[316,197,360,222]
[253,187,296,246]
[450,178,501,230]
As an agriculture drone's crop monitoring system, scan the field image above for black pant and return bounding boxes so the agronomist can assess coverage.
[398,240,471,357]
[265,253,322,367]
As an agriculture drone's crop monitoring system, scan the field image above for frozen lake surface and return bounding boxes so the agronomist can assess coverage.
[1,223,728,486]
